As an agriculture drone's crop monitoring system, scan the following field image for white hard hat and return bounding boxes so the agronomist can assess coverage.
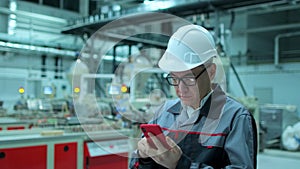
[158,24,218,72]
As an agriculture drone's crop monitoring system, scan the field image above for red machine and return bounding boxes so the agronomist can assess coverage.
[84,139,129,169]
[0,129,131,169]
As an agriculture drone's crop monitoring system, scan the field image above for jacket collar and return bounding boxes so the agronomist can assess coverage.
[167,100,182,115]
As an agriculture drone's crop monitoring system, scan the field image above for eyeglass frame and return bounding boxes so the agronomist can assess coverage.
[165,67,207,86]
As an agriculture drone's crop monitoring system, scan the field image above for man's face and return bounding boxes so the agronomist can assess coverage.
[170,65,211,109]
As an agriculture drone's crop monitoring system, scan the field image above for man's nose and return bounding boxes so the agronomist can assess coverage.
[178,80,188,91]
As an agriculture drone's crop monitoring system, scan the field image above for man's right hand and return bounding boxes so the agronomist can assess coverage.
[137,133,182,169]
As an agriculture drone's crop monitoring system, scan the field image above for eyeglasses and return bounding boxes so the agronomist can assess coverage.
[165,68,207,86]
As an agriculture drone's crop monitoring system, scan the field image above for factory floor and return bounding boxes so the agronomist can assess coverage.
[258,149,300,169]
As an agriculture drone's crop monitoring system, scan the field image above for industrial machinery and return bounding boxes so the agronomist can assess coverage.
[259,104,299,149]
[0,62,136,169]
[0,128,132,169]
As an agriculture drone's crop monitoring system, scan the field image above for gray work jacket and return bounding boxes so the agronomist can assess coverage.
[130,85,257,169]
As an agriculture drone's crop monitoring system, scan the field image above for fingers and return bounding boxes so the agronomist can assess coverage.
[138,134,182,169]
[137,137,160,158]
[148,133,168,151]
[138,133,181,158]
[166,136,177,147]
[137,138,149,158]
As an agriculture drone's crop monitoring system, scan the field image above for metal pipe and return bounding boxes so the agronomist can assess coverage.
[0,40,77,57]
[98,32,167,49]
[246,23,300,33]
[0,6,67,24]
[112,46,117,73]
[0,32,79,50]
[274,31,300,66]
[230,62,248,96]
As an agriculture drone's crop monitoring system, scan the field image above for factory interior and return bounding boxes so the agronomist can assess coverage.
[0,0,300,168]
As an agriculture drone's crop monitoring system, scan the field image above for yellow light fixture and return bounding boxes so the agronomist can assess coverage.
[18,87,25,94]
[74,87,80,93]
[121,85,128,93]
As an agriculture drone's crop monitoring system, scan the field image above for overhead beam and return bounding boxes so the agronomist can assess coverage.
[61,0,284,35]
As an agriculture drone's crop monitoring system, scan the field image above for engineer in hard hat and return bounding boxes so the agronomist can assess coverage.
[130,24,257,169]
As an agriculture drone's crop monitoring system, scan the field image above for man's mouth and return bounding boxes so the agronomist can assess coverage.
[180,95,191,99]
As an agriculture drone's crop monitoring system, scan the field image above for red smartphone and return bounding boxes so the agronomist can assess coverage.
[140,124,171,149]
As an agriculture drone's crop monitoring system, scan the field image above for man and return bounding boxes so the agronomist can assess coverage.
[130,24,257,169]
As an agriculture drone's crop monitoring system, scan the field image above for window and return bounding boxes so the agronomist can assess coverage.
[43,0,60,8]
[21,0,39,3]
[63,0,79,12]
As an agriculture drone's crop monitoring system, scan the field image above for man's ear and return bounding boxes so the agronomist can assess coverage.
[207,63,216,81]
